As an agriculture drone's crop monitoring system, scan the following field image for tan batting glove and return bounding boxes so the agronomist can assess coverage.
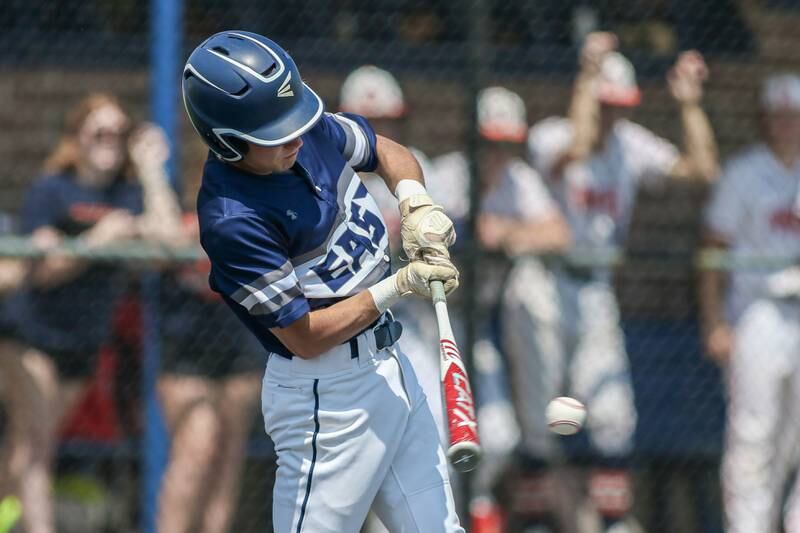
[396,259,459,298]
[399,194,457,263]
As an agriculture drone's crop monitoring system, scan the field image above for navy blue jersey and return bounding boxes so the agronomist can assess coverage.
[10,174,143,355]
[198,112,391,357]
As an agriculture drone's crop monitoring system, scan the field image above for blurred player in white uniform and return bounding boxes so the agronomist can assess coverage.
[340,66,446,446]
[340,66,453,533]
[434,87,572,533]
[700,74,800,533]
[513,32,718,532]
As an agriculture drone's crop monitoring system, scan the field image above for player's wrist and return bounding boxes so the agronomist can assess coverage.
[367,274,403,314]
[395,180,432,217]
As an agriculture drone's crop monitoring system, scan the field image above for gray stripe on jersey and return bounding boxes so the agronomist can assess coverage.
[329,113,356,162]
[336,115,357,163]
[231,260,295,302]
[247,284,303,316]
[331,113,368,168]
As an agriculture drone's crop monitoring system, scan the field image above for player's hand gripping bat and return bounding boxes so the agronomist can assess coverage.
[429,280,481,472]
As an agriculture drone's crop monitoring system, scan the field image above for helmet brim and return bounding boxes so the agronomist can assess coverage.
[213,83,324,147]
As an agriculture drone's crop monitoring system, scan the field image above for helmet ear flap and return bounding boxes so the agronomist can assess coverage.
[226,136,249,158]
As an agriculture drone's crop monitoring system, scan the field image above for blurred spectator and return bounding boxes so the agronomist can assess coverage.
[700,73,800,533]
[156,139,263,533]
[517,32,718,532]
[0,93,182,533]
[433,86,572,533]
[0,257,31,533]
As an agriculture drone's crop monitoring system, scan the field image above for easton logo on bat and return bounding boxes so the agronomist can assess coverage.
[440,339,479,441]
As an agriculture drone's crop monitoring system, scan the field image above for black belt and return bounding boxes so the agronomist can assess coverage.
[348,312,403,358]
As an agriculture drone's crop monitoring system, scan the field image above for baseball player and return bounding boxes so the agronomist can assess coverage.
[700,73,800,533]
[183,31,463,532]
[513,32,718,532]
[433,86,572,532]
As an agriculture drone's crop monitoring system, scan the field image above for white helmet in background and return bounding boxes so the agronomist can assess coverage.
[340,65,406,119]
[477,86,528,143]
[597,52,641,107]
[761,73,800,112]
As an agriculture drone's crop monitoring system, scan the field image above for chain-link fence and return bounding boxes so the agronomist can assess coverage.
[2,1,800,532]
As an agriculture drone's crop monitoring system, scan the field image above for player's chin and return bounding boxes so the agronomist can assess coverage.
[281,152,299,169]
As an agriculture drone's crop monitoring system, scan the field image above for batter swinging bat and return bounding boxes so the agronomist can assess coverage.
[430,280,481,472]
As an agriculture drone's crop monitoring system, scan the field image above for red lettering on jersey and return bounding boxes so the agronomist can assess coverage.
[572,187,618,217]
[770,208,800,233]
[68,203,115,224]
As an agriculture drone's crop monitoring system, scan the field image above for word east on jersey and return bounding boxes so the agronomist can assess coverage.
[306,177,389,294]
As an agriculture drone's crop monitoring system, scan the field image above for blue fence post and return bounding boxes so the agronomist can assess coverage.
[143,0,183,532]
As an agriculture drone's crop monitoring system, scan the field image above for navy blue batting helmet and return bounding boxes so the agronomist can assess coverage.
[182,31,324,162]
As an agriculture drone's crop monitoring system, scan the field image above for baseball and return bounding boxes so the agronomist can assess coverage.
[546,397,586,436]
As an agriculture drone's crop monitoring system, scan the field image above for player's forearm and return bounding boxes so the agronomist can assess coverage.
[698,235,730,329]
[374,135,425,193]
[507,217,572,254]
[136,165,185,244]
[272,290,384,359]
[699,268,729,331]
[566,72,600,163]
[673,102,719,182]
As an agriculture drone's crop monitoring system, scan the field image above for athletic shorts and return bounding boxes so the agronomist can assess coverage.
[160,297,264,378]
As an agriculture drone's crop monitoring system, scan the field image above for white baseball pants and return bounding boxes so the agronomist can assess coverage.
[262,324,463,533]
[500,260,637,459]
[723,298,800,533]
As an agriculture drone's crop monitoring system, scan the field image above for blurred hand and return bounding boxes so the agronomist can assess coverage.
[128,122,170,176]
[30,227,62,252]
[580,32,618,76]
[84,209,137,247]
[668,50,708,105]
[704,322,733,366]
[477,214,514,251]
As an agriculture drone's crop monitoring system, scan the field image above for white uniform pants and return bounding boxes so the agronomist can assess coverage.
[263,324,463,533]
[500,260,637,459]
[723,299,800,533]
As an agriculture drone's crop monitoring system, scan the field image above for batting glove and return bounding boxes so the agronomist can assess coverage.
[396,259,459,298]
[399,194,457,263]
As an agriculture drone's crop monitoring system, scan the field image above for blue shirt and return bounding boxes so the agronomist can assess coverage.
[198,112,391,357]
[10,174,143,354]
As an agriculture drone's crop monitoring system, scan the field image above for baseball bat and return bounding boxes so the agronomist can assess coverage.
[430,280,482,473]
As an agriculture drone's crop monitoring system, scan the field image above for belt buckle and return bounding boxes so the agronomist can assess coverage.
[373,314,403,350]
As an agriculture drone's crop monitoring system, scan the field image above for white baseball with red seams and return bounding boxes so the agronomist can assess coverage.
[546,396,587,435]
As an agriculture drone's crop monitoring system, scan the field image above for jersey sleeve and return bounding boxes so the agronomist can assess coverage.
[319,112,379,172]
[623,122,680,186]
[481,161,557,221]
[21,177,62,234]
[202,215,309,329]
[527,118,572,179]
[705,162,749,241]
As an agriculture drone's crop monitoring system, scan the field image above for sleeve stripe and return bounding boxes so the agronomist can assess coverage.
[230,260,293,297]
[231,261,304,316]
[332,113,369,168]
[244,284,304,316]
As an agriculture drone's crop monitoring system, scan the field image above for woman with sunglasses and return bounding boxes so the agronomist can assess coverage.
[0,93,181,533]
